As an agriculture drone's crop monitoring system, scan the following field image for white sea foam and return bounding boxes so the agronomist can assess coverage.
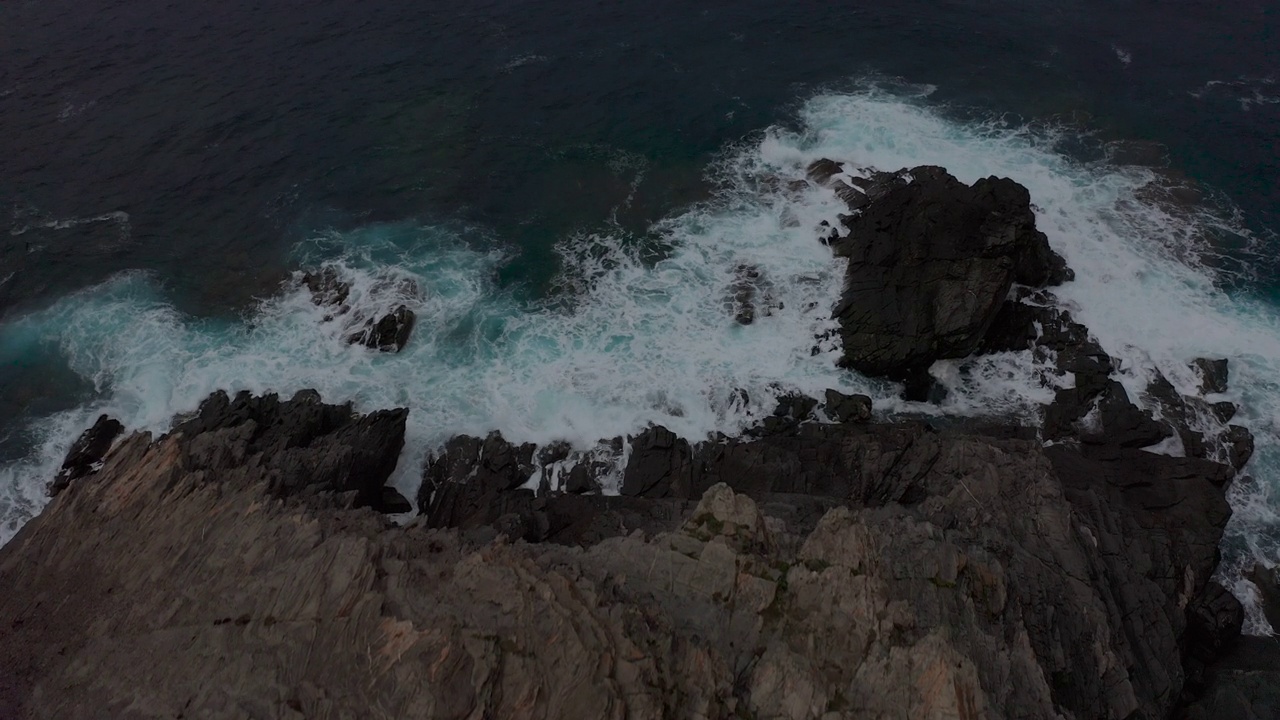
[3,88,1279,634]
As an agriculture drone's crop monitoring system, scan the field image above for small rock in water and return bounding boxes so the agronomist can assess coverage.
[726,264,780,326]
[1191,358,1230,395]
[301,267,351,307]
[347,305,416,352]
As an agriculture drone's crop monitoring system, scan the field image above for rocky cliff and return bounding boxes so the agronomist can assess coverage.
[0,163,1267,719]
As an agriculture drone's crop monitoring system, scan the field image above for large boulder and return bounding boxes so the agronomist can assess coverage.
[826,165,1068,379]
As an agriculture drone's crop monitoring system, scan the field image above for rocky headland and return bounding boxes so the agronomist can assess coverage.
[1,163,1273,719]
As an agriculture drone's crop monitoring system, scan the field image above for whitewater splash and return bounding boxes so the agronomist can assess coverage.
[2,87,1277,629]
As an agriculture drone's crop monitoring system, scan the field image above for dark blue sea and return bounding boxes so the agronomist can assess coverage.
[2,0,1279,624]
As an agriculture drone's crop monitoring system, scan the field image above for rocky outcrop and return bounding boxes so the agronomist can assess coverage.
[0,390,1241,719]
[46,413,123,497]
[818,163,1069,380]
[0,166,1258,718]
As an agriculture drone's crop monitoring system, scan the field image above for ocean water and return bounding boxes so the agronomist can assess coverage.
[2,0,1278,626]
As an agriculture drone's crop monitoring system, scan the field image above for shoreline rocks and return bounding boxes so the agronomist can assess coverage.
[0,388,1243,719]
[0,164,1262,718]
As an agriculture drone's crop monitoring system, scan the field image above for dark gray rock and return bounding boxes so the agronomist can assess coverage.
[823,389,873,423]
[419,431,537,526]
[1226,425,1255,471]
[48,414,124,497]
[829,166,1068,379]
[301,267,350,307]
[1192,358,1230,395]
[621,425,694,498]
[1208,401,1238,424]
[1079,380,1174,449]
[1247,563,1280,632]
[805,158,844,184]
[380,487,414,514]
[1185,581,1244,669]
[172,389,408,512]
[347,304,416,352]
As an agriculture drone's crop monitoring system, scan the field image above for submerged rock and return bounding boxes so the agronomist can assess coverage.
[823,389,873,423]
[726,263,781,325]
[1192,357,1231,395]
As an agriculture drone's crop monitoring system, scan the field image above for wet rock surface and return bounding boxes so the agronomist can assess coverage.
[300,267,418,352]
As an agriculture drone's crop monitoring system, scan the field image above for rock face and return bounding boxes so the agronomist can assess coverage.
[0,392,1241,719]
[822,164,1068,379]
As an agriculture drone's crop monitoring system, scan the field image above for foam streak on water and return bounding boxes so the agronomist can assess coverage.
[2,89,1278,633]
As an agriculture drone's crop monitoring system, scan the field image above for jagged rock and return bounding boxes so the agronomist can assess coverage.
[1208,401,1238,424]
[621,425,693,498]
[346,304,416,352]
[1185,581,1244,670]
[1192,358,1230,394]
[419,431,537,527]
[171,389,408,511]
[1078,380,1173,448]
[380,487,414,514]
[772,392,819,421]
[47,414,124,497]
[301,268,417,352]
[805,158,844,184]
[829,166,1069,379]
[1226,425,1255,471]
[823,389,872,423]
[301,267,351,306]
